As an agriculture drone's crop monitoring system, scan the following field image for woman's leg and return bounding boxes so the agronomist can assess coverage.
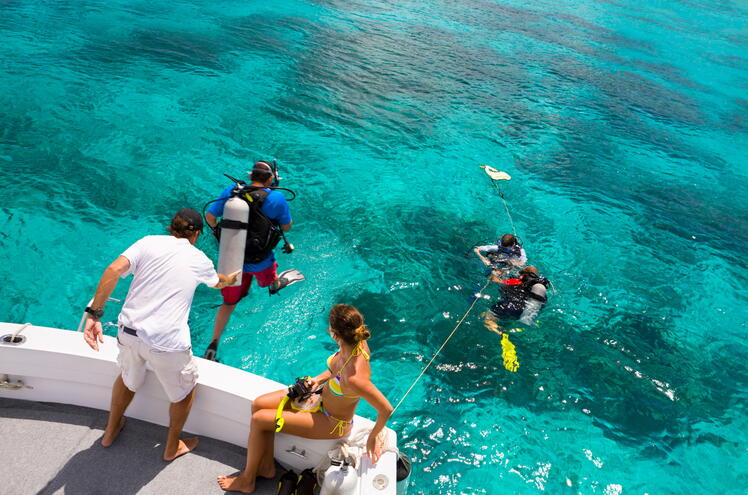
[252,389,288,411]
[273,407,350,439]
[217,403,345,493]
[252,390,287,478]
[217,390,287,493]
[217,411,268,493]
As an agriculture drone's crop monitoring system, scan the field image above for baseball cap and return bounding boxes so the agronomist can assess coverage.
[172,208,204,233]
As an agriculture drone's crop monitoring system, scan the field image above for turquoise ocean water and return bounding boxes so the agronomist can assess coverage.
[1,0,747,492]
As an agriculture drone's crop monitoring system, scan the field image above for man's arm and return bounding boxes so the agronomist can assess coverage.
[206,212,219,229]
[212,270,241,289]
[474,247,491,267]
[83,256,131,351]
[206,185,234,238]
[271,191,292,232]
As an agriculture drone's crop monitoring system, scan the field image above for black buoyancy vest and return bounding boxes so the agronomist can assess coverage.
[240,186,282,264]
[486,244,522,265]
[501,275,549,305]
[499,279,526,313]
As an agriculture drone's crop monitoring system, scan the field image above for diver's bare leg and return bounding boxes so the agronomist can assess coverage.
[482,312,503,336]
[211,303,237,344]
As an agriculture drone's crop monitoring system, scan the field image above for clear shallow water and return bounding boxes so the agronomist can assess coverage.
[1,0,747,493]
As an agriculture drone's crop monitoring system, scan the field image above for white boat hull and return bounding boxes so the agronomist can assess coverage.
[0,322,397,494]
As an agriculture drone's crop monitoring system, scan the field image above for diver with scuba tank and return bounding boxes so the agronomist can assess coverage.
[203,160,305,361]
[483,265,550,333]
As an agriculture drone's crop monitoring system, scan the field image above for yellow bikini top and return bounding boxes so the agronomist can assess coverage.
[326,343,370,399]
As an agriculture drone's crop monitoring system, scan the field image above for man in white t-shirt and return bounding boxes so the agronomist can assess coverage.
[83,208,238,461]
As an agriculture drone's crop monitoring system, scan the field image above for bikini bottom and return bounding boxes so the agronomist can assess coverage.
[289,395,353,437]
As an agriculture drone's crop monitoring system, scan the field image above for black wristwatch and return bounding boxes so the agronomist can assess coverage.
[85,306,105,320]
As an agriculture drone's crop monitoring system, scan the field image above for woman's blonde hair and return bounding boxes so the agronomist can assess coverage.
[329,304,370,345]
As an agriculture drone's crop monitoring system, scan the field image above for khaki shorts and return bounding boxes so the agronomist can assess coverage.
[116,329,198,403]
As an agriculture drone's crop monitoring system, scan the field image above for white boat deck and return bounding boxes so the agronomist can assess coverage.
[0,397,280,495]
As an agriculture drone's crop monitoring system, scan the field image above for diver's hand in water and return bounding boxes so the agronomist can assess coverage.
[83,318,104,351]
[366,432,383,464]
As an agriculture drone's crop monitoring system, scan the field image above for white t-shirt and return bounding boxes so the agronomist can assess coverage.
[118,235,219,351]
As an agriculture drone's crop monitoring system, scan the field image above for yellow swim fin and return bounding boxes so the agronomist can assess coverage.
[501,333,519,372]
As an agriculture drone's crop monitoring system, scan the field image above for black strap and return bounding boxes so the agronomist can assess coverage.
[220,219,250,230]
[122,326,138,337]
[528,292,546,303]
[527,288,547,303]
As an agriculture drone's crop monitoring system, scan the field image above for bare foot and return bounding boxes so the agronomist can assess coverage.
[101,417,126,447]
[257,461,276,479]
[483,318,501,334]
[217,474,255,493]
[163,437,199,461]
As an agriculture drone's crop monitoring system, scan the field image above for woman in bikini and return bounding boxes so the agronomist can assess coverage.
[218,304,393,493]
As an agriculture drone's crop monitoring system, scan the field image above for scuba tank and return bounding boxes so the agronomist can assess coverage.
[518,281,547,326]
[217,195,249,286]
[319,455,358,495]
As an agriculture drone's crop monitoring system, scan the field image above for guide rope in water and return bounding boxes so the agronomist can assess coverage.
[391,278,492,416]
[479,165,516,237]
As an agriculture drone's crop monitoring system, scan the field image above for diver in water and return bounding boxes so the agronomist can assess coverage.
[483,265,549,335]
[474,233,527,278]
[203,161,305,361]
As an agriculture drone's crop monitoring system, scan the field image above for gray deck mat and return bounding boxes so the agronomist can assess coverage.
[0,398,282,495]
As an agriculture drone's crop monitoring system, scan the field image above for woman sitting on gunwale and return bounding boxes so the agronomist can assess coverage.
[218,304,393,493]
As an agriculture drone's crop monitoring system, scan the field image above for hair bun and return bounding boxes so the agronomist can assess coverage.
[329,304,371,345]
[354,324,371,342]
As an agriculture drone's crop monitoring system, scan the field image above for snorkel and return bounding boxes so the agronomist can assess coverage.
[275,376,315,432]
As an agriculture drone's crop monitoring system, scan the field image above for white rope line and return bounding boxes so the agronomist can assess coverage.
[391,278,492,415]
[490,180,517,237]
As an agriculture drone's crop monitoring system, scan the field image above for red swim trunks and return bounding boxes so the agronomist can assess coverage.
[221,262,278,305]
